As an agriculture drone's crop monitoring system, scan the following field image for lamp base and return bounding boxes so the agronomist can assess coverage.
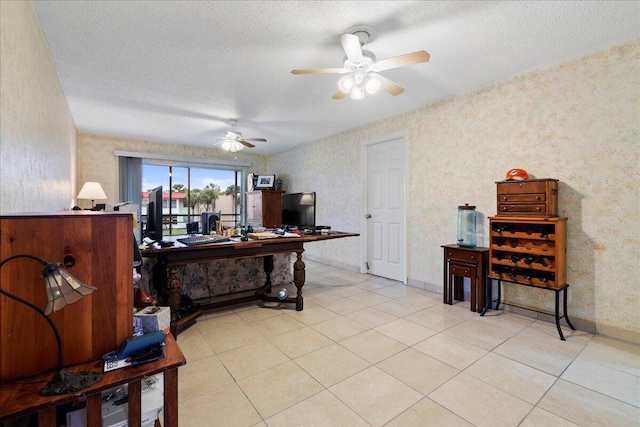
[39,368,102,396]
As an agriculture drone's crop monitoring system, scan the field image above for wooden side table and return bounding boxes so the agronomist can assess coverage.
[442,245,489,312]
[0,333,186,427]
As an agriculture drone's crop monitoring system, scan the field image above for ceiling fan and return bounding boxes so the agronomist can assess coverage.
[291,25,430,100]
[214,120,266,152]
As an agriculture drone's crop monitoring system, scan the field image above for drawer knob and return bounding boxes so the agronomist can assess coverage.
[536,195,541,200]
[519,183,523,187]
[470,255,475,259]
[502,207,507,211]
[536,207,541,211]
[503,196,508,201]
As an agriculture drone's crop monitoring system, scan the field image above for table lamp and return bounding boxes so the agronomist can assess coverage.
[77,182,107,208]
[0,254,103,395]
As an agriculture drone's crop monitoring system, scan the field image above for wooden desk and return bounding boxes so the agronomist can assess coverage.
[0,333,186,427]
[142,232,359,336]
[442,245,489,312]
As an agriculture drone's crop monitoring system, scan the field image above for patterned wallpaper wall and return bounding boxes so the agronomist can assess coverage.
[77,133,269,209]
[269,40,640,342]
[0,1,77,214]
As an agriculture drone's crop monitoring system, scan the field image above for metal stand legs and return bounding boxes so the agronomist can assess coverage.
[555,287,576,341]
[481,277,575,341]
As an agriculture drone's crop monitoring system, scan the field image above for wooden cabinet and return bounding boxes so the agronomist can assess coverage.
[496,178,558,217]
[247,190,284,228]
[488,216,567,289]
[0,212,133,382]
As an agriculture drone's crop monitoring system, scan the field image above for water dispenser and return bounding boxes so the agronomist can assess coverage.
[457,204,477,247]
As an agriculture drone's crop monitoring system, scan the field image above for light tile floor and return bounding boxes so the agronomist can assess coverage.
[174,260,640,426]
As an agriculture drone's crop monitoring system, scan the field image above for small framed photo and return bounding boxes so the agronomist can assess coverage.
[255,175,275,189]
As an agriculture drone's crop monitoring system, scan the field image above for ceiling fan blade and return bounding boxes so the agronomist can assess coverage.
[238,140,255,148]
[373,50,430,72]
[372,73,405,96]
[291,68,345,74]
[339,33,363,63]
[241,138,267,142]
[332,89,346,100]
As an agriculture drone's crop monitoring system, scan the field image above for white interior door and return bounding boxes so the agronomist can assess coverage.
[363,135,407,283]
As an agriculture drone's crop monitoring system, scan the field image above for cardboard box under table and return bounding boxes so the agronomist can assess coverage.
[134,306,171,333]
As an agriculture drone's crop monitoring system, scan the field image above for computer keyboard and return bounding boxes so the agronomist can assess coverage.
[177,235,230,246]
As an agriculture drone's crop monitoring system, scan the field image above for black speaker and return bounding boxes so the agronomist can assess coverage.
[201,212,219,235]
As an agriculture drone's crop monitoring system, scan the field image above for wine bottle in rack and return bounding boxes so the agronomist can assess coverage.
[492,224,510,233]
[535,272,555,283]
[510,254,523,263]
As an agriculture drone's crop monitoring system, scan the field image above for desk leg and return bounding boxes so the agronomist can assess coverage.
[166,265,182,338]
[470,275,477,313]
[477,273,486,314]
[128,380,142,427]
[442,254,448,304]
[293,250,305,311]
[453,275,464,302]
[164,367,179,427]
[38,407,56,427]
[86,393,102,427]
[264,255,274,293]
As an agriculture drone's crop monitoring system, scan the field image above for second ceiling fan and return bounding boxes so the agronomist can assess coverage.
[214,120,266,152]
[291,25,430,100]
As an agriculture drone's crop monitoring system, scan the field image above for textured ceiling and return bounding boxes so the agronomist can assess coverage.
[32,1,640,155]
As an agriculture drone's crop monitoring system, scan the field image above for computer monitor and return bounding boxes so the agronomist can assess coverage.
[146,186,163,241]
[281,192,316,232]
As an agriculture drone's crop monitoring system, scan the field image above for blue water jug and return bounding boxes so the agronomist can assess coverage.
[457,204,477,247]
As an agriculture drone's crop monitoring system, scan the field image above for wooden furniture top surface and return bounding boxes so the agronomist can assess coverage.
[494,178,559,184]
[0,333,185,422]
[441,244,489,252]
[489,216,567,222]
[0,211,133,218]
[142,232,359,258]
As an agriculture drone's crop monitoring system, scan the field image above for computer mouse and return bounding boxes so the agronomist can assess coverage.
[241,236,249,241]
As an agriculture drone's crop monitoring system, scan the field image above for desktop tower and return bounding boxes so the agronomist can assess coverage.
[201,212,219,235]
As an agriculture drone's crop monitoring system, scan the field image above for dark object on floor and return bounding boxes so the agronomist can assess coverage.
[135,287,158,308]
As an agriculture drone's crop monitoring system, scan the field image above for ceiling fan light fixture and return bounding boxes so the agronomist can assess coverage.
[350,84,365,100]
[338,75,354,93]
[365,75,380,94]
[221,140,232,151]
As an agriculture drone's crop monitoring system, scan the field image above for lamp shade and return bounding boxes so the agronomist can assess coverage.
[77,182,107,201]
[43,262,97,315]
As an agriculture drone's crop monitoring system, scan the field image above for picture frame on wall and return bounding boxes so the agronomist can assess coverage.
[255,175,275,189]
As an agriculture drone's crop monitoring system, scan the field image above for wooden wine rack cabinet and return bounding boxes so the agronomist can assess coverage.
[488,216,567,289]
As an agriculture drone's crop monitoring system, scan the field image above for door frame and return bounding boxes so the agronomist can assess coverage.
[360,131,408,284]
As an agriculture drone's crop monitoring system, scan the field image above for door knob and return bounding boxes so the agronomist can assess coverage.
[365,214,371,219]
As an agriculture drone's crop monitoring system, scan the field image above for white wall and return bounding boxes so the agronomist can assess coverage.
[0,1,77,214]
[269,40,640,343]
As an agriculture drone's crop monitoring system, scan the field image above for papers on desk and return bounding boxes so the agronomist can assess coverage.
[247,232,280,239]
[247,232,300,239]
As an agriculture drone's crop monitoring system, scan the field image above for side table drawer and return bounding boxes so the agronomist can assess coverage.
[446,248,480,263]
[450,264,472,277]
